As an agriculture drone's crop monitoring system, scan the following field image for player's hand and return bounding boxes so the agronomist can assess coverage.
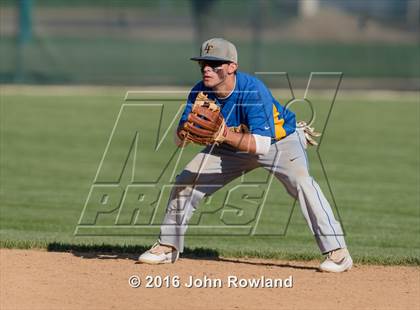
[297,121,322,146]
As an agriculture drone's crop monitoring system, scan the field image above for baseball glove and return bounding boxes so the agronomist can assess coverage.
[178,92,228,146]
[297,121,322,146]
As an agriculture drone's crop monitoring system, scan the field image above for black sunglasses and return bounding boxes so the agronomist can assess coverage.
[198,61,231,72]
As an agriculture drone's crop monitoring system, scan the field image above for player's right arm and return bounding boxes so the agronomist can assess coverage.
[174,83,203,146]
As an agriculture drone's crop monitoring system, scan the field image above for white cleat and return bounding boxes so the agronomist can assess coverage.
[319,248,353,273]
[138,242,179,264]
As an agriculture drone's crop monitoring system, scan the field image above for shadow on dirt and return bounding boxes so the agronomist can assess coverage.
[47,242,219,261]
[47,242,319,270]
[217,257,319,271]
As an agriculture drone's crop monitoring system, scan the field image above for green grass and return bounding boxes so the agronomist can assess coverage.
[0,87,419,265]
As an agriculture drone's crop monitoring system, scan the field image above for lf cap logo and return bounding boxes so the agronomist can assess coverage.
[204,43,214,54]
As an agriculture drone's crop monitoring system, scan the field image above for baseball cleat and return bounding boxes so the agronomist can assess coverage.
[319,248,353,273]
[138,242,179,264]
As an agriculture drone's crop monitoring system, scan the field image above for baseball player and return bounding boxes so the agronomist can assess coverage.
[139,38,353,272]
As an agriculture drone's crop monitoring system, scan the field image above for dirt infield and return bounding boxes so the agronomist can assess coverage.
[1,249,419,310]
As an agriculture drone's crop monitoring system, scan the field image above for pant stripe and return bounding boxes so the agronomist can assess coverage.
[311,177,342,249]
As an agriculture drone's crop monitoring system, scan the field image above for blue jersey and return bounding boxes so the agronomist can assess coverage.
[179,71,296,143]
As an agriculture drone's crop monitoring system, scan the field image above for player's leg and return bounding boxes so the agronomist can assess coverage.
[139,145,259,264]
[258,131,352,272]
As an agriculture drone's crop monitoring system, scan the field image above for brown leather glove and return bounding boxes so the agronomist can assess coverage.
[179,92,228,146]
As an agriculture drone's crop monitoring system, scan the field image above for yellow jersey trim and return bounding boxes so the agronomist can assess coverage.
[273,104,287,140]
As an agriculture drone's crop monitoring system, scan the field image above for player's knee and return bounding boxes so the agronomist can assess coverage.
[167,186,194,211]
[175,170,196,185]
[290,165,310,184]
[289,173,311,189]
[295,164,310,177]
